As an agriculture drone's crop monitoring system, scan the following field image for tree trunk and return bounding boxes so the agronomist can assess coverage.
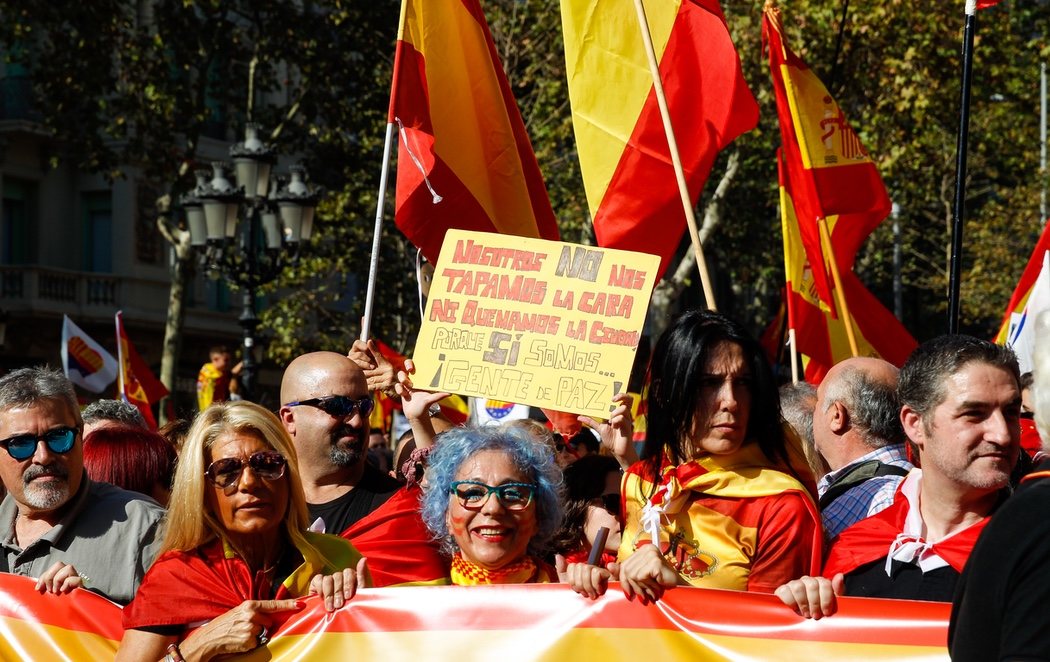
[649,150,742,340]
[157,213,192,425]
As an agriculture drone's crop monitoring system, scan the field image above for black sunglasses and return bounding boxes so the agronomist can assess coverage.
[0,426,78,461]
[596,493,621,518]
[284,395,374,419]
[206,451,287,489]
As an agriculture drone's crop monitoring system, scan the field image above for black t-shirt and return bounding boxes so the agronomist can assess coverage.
[949,460,1050,661]
[307,465,401,536]
[845,558,959,602]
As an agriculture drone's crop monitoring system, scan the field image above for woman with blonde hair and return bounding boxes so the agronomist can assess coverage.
[118,401,368,661]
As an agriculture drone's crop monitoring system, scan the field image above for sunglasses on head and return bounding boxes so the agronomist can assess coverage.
[0,426,78,461]
[284,395,374,419]
[449,480,537,511]
[206,450,287,489]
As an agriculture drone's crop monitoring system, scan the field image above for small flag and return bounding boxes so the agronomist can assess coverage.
[115,312,169,429]
[60,316,118,394]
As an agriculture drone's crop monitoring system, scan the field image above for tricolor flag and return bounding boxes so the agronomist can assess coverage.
[114,312,169,429]
[390,0,560,266]
[561,0,758,280]
[764,3,891,310]
[778,151,915,382]
[60,316,117,394]
[1002,251,1050,374]
[994,219,1050,344]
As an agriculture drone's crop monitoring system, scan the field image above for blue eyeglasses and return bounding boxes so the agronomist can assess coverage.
[283,395,374,419]
[0,427,78,461]
[449,481,537,511]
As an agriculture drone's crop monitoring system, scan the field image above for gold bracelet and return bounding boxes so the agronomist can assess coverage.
[165,643,186,662]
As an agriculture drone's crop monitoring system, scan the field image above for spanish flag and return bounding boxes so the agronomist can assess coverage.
[390,0,559,265]
[764,2,890,311]
[114,311,168,429]
[778,151,915,382]
[560,0,758,279]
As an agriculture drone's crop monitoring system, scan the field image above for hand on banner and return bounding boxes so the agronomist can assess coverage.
[774,573,846,620]
[35,561,85,595]
[579,393,637,470]
[396,359,450,449]
[309,557,371,612]
[348,338,398,397]
[556,554,619,600]
[618,544,681,605]
[175,598,306,659]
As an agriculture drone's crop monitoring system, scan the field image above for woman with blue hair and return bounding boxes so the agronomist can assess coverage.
[421,425,564,584]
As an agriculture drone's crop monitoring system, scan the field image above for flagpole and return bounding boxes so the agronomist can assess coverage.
[818,219,860,356]
[948,0,977,334]
[114,311,126,399]
[361,121,395,343]
[632,0,718,311]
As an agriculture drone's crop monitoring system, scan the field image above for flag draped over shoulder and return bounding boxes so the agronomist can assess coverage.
[778,150,915,382]
[561,0,758,280]
[390,0,559,265]
[114,312,168,429]
[764,4,890,310]
[61,316,118,394]
[994,219,1050,344]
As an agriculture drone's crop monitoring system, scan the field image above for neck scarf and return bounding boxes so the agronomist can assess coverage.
[450,553,555,585]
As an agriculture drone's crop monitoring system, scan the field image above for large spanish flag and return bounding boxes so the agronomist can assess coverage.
[764,3,891,310]
[561,0,759,280]
[994,219,1050,344]
[390,0,560,265]
[779,151,916,383]
[0,573,952,660]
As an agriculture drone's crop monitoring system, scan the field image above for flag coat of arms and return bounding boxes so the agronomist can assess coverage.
[60,316,118,393]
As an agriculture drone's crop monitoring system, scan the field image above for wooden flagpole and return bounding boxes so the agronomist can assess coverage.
[818,218,860,356]
[632,0,718,311]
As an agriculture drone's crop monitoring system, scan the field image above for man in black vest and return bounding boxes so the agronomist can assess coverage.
[813,357,912,540]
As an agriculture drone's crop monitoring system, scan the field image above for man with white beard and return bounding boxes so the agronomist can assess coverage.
[0,366,164,605]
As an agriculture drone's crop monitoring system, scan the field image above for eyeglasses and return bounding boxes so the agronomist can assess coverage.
[206,451,287,489]
[283,395,374,419]
[596,493,621,518]
[552,433,576,455]
[449,481,537,511]
[0,427,78,461]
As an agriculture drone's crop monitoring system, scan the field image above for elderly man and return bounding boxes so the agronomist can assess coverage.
[813,357,912,540]
[777,335,1020,617]
[0,367,164,605]
[81,398,147,436]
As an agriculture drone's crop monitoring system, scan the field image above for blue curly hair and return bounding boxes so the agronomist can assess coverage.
[420,424,564,557]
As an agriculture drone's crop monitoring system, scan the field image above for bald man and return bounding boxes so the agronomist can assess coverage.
[279,352,401,534]
[812,357,912,539]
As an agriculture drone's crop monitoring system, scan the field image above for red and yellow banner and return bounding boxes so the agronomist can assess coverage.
[390,0,560,266]
[0,573,950,660]
[561,0,758,280]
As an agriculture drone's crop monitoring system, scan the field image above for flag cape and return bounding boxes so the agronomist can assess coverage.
[994,219,1050,344]
[561,0,758,279]
[390,0,559,266]
[778,151,916,382]
[114,312,168,429]
[60,316,118,393]
[339,485,450,588]
[0,573,951,660]
[764,5,891,309]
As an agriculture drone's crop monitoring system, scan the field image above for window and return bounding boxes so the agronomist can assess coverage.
[82,191,113,273]
[1,179,35,265]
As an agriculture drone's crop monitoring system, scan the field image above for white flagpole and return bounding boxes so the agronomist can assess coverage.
[361,120,396,342]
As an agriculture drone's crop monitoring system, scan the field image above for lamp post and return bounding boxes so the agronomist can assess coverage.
[181,124,321,402]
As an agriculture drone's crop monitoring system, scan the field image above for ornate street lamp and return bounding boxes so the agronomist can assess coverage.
[182,124,321,402]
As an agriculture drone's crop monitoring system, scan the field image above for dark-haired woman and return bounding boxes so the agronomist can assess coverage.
[609,310,821,601]
[550,455,623,567]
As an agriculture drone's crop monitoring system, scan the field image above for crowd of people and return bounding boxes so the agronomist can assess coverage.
[0,308,1045,659]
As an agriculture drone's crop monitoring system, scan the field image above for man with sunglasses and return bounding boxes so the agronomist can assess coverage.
[280,351,449,587]
[0,367,164,605]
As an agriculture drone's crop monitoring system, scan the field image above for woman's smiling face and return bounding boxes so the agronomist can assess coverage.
[446,449,538,570]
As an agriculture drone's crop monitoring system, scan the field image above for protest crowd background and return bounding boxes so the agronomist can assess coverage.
[0,0,1047,659]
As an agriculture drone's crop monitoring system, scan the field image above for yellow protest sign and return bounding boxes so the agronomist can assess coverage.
[411,229,659,419]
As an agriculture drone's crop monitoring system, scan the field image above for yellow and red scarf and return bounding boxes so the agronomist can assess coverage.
[619,443,821,591]
[450,553,557,585]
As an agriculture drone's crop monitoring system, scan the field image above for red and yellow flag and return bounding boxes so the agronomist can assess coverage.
[560,0,758,280]
[994,219,1050,344]
[114,311,168,429]
[778,151,915,382]
[764,4,890,310]
[390,0,559,265]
